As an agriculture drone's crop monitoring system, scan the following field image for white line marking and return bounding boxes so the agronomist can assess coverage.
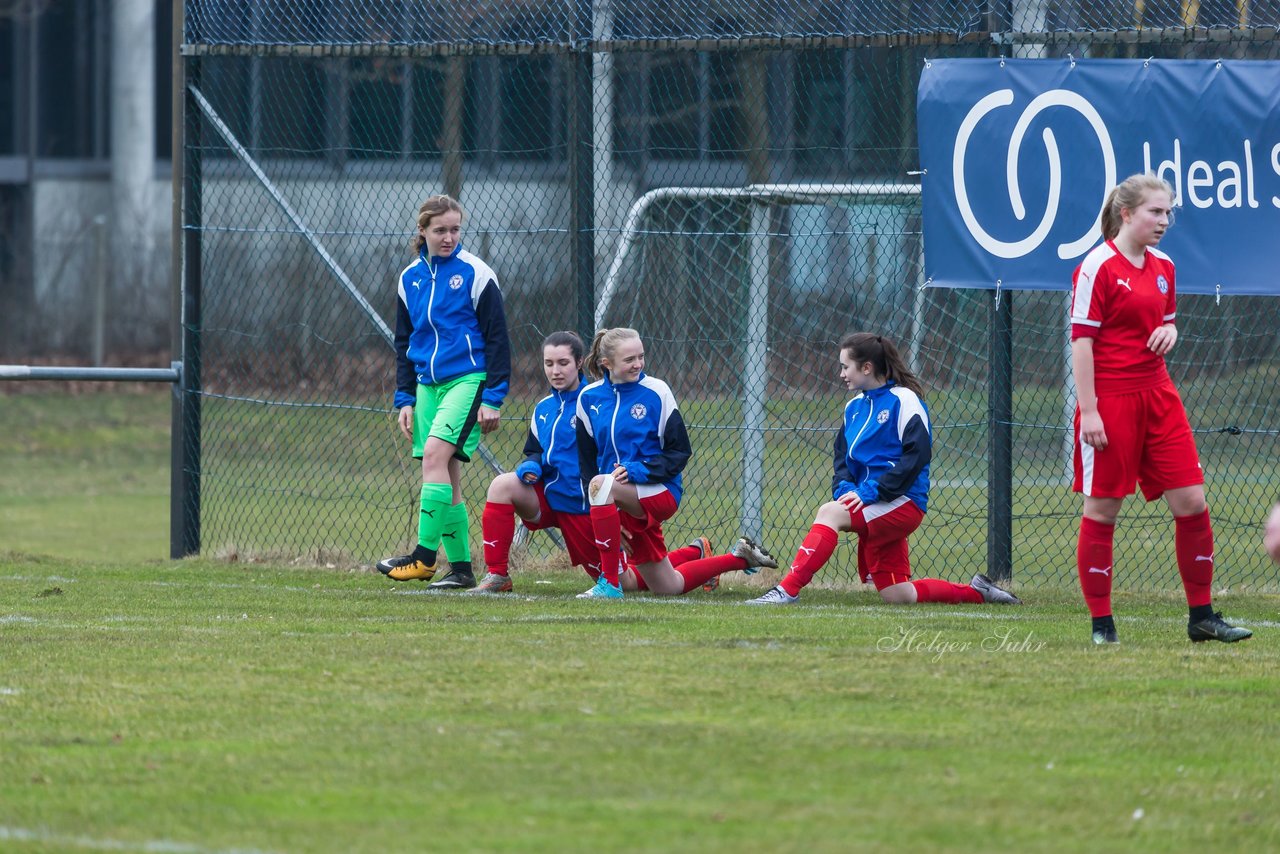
[0,825,277,853]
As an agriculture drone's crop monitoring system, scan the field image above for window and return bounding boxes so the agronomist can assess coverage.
[1,19,16,156]
[37,0,107,158]
[499,56,554,160]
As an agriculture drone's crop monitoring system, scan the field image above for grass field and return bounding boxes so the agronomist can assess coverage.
[2,558,1278,852]
[2,390,1279,852]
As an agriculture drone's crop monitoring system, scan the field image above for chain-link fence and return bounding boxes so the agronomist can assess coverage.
[176,1,1280,588]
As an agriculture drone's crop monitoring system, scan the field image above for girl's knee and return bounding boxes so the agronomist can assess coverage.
[815,502,847,528]
[487,472,521,501]
[879,583,915,604]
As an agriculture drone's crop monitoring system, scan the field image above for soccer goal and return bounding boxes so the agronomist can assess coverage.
[596,182,922,543]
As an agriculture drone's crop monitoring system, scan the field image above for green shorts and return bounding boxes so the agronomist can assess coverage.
[413,372,487,462]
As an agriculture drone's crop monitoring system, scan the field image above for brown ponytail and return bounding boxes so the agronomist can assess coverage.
[585,327,640,380]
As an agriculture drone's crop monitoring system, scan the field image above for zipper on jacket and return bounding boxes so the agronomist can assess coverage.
[544,395,564,492]
[609,385,622,469]
[426,259,440,383]
[847,396,876,468]
[465,334,476,366]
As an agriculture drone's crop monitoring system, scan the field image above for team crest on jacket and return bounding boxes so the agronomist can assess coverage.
[1156,275,1169,294]
[877,410,890,424]
[449,274,464,290]
[630,403,648,420]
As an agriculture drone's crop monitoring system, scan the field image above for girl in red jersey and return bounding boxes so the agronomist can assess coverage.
[749,332,1020,606]
[1071,173,1251,645]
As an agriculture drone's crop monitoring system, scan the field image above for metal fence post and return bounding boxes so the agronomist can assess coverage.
[570,0,595,340]
[988,289,1013,582]
[170,50,202,559]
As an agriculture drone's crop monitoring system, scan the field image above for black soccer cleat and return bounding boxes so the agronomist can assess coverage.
[1091,615,1119,646]
[427,566,477,591]
[1091,625,1119,645]
[1187,611,1252,643]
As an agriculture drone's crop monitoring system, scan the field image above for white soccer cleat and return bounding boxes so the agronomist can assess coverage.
[745,585,798,605]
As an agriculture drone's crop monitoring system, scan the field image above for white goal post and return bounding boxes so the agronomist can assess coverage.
[598,182,923,541]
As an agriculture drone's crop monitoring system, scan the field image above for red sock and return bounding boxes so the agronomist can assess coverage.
[1175,509,1214,608]
[1077,516,1115,617]
[780,525,839,597]
[589,505,623,586]
[667,544,698,566]
[481,502,515,575]
[675,554,747,593]
[911,578,983,604]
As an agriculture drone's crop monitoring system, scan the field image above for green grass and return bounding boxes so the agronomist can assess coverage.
[1,558,1277,852]
[0,392,171,562]
[3,391,1280,850]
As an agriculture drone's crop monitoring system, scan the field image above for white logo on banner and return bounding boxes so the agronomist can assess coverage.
[953,89,1117,260]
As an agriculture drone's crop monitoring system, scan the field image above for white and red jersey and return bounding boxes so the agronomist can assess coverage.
[1070,240,1176,395]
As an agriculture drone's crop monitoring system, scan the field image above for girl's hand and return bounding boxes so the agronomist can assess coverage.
[611,464,629,484]
[478,406,501,434]
[1080,410,1108,449]
[1147,323,1177,355]
[397,406,414,440]
[521,471,538,484]
[837,492,864,513]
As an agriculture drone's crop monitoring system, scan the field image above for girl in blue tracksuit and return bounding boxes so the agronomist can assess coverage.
[473,330,773,596]
[376,194,510,591]
[472,331,593,593]
[575,327,776,599]
[749,332,1020,606]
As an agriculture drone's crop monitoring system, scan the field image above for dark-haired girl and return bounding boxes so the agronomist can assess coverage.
[749,333,1020,606]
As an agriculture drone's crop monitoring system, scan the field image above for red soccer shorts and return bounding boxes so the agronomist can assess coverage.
[1073,383,1204,501]
[618,486,679,565]
[522,483,599,569]
[847,496,924,588]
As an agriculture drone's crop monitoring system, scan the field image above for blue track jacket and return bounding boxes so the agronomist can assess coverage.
[515,380,589,515]
[393,244,510,410]
[575,372,691,505]
[832,381,932,513]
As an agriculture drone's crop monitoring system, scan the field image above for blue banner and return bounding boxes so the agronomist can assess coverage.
[918,59,1280,294]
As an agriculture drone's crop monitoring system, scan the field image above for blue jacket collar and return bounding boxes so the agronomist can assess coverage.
[604,370,646,389]
[551,377,585,402]
[421,243,463,265]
